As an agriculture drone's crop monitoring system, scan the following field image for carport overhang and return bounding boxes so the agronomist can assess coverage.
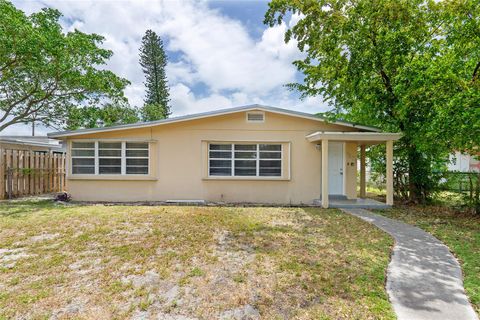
[306,131,402,209]
[306,131,402,144]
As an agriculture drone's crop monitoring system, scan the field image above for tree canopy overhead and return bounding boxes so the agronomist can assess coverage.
[0,0,129,132]
[265,0,480,202]
[65,104,140,130]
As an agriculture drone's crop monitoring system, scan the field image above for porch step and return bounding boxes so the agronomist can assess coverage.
[329,202,391,209]
[325,194,348,200]
[313,197,391,209]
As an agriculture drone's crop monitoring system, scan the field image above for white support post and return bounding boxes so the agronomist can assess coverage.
[386,140,394,206]
[360,144,366,198]
[321,139,329,208]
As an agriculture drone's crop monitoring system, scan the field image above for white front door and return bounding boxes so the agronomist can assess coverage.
[327,142,344,195]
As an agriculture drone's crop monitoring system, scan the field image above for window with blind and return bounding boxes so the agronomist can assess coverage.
[126,142,149,174]
[98,142,121,174]
[71,141,149,175]
[208,143,282,177]
[71,142,95,174]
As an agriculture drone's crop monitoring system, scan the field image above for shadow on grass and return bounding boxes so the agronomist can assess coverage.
[0,199,62,218]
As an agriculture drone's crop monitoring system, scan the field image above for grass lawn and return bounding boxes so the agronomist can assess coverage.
[377,205,480,315]
[0,200,395,320]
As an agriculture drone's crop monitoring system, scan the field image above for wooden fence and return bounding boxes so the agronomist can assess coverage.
[0,149,66,199]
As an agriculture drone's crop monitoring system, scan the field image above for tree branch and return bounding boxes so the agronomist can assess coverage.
[0,117,25,132]
[368,30,397,118]
[380,70,394,95]
[472,61,480,82]
[0,80,59,132]
[0,56,18,74]
[0,82,40,123]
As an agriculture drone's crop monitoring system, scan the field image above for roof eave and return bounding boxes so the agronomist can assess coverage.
[47,104,381,138]
[306,131,403,142]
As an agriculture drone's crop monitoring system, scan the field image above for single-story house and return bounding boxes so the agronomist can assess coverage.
[48,105,401,208]
[448,151,480,172]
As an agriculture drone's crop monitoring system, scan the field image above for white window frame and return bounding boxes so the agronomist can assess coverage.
[98,141,122,175]
[71,141,96,175]
[207,143,233,177]
[257,144,283,177]
[208,143,282,178]
[125,142,150,175]
[71,140,150,176]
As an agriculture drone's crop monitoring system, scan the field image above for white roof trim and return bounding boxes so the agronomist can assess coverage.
[306,131,402,142]
[48,104,381,138]
[0,137,63,149]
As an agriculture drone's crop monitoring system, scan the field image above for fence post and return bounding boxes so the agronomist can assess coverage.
[29,151,34,195]
[19,150,24,197]
[39,153,44,194]
[61,153,66,191]
[63,153,66,191]
[0,148,4,199]
[56,154,60,192]
[12,150,18,197]
[49,152,54,193]
[53,153,58,192]
[7,167,13,199]
[5,150,11,198]
[48,152,52,193]
[34,152,39,194]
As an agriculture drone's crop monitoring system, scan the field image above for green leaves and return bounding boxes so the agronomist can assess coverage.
[0,1,129,131]
[265,0,480,201]
[66,104,140,130]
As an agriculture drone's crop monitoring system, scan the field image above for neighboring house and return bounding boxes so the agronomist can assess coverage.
[0,136,65,153]
[448,152,480,172]
[48,105,401,207]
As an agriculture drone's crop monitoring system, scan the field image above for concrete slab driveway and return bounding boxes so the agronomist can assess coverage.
[342,208,478,320]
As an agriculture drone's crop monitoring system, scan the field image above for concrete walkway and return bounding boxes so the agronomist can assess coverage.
[342,208,478,320]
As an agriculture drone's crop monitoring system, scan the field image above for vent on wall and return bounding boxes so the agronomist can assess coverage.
[246,112,265,123]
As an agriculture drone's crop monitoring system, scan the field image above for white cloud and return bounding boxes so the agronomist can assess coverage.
[170,83,234,115]
[157,1,298,94]
[5,0,330,136]
[166,60,199,86]
[257,22,301,62]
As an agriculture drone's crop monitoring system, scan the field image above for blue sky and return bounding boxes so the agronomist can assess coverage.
[6,0,328,135]
[209,1,270,40]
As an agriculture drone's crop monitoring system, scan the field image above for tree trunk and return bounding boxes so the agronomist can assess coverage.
[406,141,429,203]
[475,173,480,215]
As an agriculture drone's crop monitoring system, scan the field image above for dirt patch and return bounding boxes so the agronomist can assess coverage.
[0,248,31,268]
[219,304,260,320]
[29,232,60,243]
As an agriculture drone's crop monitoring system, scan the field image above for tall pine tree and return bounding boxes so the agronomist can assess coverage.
[139,30,170,120]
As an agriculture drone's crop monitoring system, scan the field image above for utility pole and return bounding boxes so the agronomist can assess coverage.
[31,113,36,136]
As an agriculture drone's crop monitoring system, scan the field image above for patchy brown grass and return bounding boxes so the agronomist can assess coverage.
[0,200,394,319]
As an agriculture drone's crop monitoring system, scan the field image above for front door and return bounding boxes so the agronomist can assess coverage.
[328,142,344,195]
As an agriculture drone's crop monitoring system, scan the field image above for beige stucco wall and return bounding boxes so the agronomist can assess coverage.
[344,142,358,199]
[64,110,360,204]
